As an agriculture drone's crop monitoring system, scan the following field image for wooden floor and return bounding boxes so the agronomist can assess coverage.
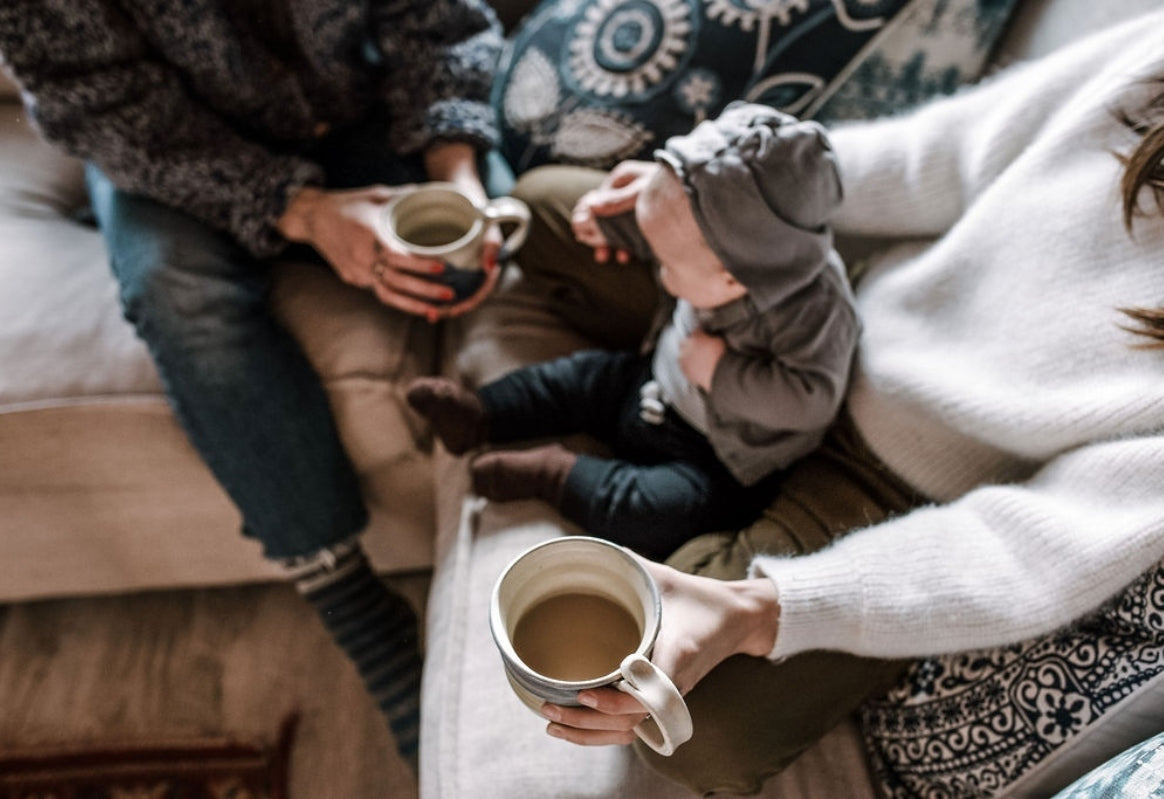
[0,573,430,798]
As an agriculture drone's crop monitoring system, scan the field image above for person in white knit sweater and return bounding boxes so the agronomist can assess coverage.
[500,10,1164,798]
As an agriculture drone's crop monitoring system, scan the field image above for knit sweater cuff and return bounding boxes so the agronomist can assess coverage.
[749,554,867,661]
[236,157,324,259]
[395,99,499,155]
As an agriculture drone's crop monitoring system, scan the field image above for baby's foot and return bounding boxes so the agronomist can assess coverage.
[405,377,487,455]
[470,444,577,505]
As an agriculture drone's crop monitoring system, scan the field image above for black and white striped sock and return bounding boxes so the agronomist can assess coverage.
[287,540,422,770]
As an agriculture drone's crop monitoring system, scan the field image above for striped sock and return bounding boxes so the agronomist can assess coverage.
[288,541,422,770]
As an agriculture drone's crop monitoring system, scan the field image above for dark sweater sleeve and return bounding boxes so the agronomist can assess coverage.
[371,0,503,154]
[0,1,322,258]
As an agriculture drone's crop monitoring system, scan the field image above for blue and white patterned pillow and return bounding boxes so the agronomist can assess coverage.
[1052,731,1164,799]
[492,0,1019,173]
[814,0,1019,123]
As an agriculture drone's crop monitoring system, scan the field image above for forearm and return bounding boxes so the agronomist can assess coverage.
[74,99,320,257]
[424,140,486,202]
[752,435,1164,660]
[276,186,326,244]
[643,562,780,696]
[373,0,503,154]
[1,0,320,257]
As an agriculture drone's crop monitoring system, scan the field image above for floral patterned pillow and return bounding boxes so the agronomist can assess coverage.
[492,0,1019,173]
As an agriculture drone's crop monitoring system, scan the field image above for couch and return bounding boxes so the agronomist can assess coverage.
[0,0,1159,796]
[0,78,438,600]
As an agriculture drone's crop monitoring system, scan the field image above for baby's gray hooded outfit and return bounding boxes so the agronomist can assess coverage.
[604,101,859,485]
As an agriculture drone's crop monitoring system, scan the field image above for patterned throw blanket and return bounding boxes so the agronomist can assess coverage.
[863,563,1164,798]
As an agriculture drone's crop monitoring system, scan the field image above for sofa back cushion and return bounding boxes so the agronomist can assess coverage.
[492,0,1020,174]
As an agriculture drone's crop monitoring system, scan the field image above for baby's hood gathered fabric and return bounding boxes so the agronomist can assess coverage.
[656,101,843,310]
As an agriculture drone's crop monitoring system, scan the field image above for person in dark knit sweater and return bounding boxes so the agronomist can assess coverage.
[0,0,508,772]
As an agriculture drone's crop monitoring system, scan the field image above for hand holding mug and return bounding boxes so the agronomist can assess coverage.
[381,182,530,313]
[537,557,782,750]
[491,537,694,756]
[276,184,467,319]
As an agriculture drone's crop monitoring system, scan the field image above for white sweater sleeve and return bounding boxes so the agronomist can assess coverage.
[827,14,1147,238]
[752,434,1164,661]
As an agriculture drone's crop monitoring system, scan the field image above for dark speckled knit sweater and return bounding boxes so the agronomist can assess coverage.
[0,0,503,257]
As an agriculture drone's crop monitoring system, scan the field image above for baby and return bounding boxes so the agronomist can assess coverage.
[407,103,858,560]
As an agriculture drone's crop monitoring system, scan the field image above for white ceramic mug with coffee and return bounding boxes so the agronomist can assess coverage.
[490,536,694,756]
[381,182,531,301]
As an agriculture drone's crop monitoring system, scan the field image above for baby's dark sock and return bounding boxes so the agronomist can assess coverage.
[287,541,422,773]
[405,377,488,455]
[470,443,577,506]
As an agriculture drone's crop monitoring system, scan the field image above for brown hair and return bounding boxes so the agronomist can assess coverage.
[1119,84,1164,347]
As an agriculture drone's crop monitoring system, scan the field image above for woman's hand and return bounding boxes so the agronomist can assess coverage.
[540,559,780,748]
[425,140,504,318]
[277,185,456,321]
[571,160,659,263]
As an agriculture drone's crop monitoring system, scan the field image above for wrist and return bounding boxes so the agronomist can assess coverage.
[732,578,781,658]
[277,186,324,243]
[425,141,485,203]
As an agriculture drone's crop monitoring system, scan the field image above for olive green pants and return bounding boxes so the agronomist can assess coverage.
[511,166,922,796]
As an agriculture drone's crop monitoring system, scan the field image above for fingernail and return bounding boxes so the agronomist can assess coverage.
[426,309,439,324]
[577,692,597,708]
[546,724,564,739]
[431,263,445,275]
[541,704,560,722]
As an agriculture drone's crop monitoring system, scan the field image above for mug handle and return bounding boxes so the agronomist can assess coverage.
[615,653,693,756]
[481,196,532,263]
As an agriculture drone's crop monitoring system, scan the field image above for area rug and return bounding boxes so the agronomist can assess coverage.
[0,714,296,799]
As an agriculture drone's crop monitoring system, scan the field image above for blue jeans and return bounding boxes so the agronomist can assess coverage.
[88,115,513,559]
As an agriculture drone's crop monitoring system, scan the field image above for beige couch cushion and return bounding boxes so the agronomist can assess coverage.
[0,105,157,407]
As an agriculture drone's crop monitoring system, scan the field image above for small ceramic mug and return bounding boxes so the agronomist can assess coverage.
[381,182,530,301]
[490,536,694,756]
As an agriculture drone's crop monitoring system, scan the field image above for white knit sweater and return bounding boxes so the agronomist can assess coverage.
[753,12,1164,662]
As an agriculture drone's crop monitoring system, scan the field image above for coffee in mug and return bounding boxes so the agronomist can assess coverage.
[381,182,530,302]
[512,590,642,681]
[490,536,693,756]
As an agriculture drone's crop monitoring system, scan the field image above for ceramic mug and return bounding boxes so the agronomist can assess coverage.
[490,536,694,756]
[380,182,530,302]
